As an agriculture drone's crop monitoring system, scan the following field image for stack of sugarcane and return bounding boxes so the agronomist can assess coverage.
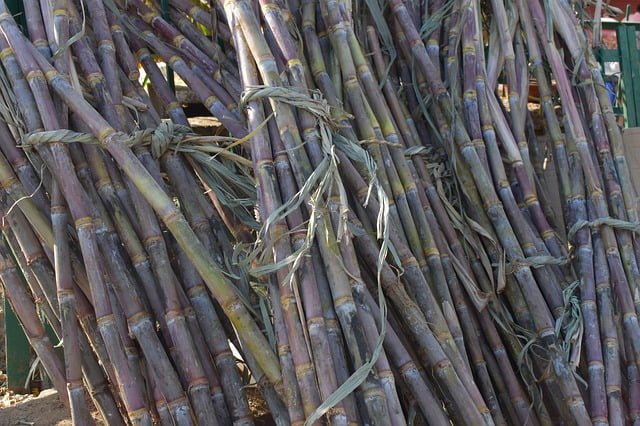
[0,0,637,423]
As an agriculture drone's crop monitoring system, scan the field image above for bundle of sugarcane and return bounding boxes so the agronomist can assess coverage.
[0,0,638,424]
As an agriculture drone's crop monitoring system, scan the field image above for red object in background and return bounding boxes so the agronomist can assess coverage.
[594,2,640,49]
[609,1,640,10]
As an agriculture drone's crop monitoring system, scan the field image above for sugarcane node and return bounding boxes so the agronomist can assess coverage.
[128,407,153,422]
[52,7,68,17]
[73,215,93,229]
[127,310,151,327]
[0,174,17,189]
[95,314,115,327]
[25,69,45,82]
[172,34,186,46]
[294,362,315,376]
[277,342,291,354]
[605,384,622,393]
[213,348,235,360]
[164,309,185,325]
[133,46,149,59]
[464,90,478,100]
[97,39,116,51]
[24,252,46,266]
[140,12,155,23]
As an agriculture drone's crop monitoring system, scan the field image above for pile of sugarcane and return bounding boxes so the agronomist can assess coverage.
[0,0,638,424]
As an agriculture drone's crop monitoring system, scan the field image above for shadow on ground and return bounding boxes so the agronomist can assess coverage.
[0,389,72,426]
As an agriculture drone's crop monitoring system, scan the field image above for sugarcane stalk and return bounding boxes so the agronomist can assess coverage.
[68,62,219,422]
[51,181,95,425]
[22,24,283,392]
[326,193,405,426]
[104,8,140,81]
[123,151,220,425]
[85,0,123,107]
[269,113,356,425]
[391,1,592,420]
[0,12,161,424]
[591,204,625,426]
[117,86,250,424]
[0,0,636,423]
[227,1,394,422]
[234,25,325,424]
[528,0,640,374]
[125,17,245,137]
[0,238,68,402]
[23,0,50,58]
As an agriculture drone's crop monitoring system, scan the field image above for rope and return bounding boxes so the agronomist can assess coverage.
[25,121,193,159]
[241,85,391,425]
[148,121,191,158]
[503,216,640,275]
[25,129,95,145]
[568,216,640,240]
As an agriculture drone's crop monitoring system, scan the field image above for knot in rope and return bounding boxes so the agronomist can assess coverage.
[144,121,191,159]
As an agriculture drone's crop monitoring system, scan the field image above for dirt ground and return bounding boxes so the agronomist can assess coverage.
[0,389,103,426]
[0,387,274,425]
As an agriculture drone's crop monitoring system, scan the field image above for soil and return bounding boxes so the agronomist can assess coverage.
[0,386,275,426]
[0,389,103,426]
